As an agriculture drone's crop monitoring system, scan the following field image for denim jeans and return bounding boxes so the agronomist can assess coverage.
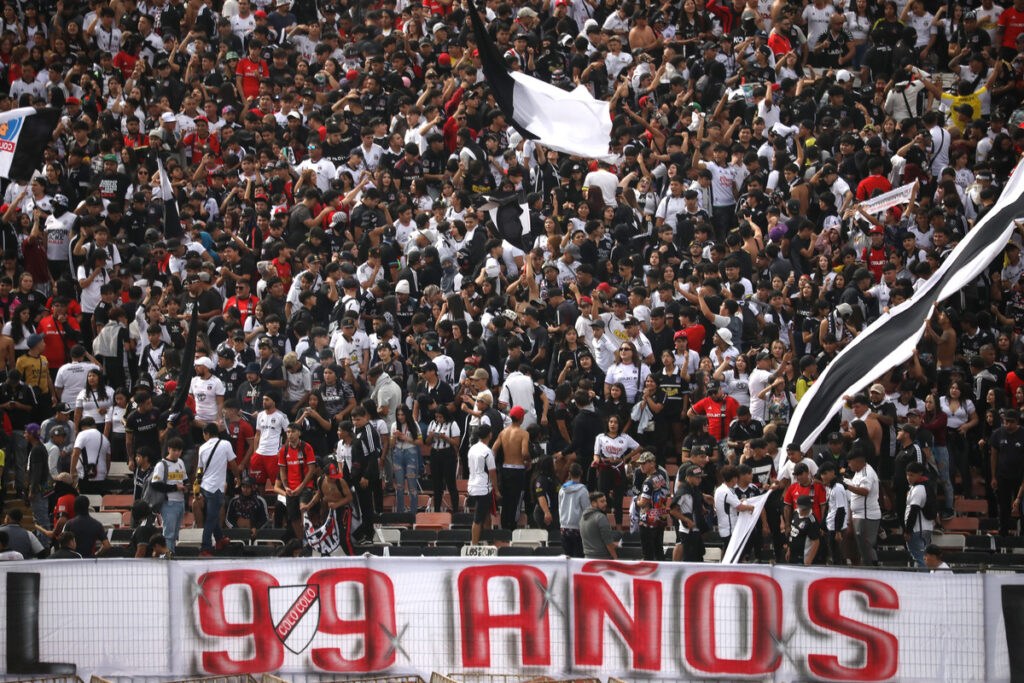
[30,494,51,549]
[907,530,932,567]
[931,445,955,514]
[392,446,420,513]
[161,500,185,552]
[201,489,225,551]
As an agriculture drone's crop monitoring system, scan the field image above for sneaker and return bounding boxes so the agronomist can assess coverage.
[354,536,374,547]
[198,550,213,558]
[941,511,955,521]
[215,537,230,551]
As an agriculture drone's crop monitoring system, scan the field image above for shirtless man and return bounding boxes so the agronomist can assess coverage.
[301,457,356,556]
[495,405,531,531]
[924,307,957,393]
[841,393,884,457]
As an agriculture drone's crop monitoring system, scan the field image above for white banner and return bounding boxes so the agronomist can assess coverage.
[721,492,770,564]
[0,107,36,178]
[857,182,915,215]
[0,558,1014,681]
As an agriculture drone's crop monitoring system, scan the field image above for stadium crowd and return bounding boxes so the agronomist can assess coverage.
[0,0,1022,566]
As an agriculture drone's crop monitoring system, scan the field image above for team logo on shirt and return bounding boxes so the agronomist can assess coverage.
[0,116,23,152]
[269,584,321,654]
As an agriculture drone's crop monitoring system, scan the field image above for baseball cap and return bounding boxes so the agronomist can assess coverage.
[194,356,214,369]
[686,466,706,478]
[26,333,43,348]
[26,423,40,437]
[786,443,803,452]
[326,456,345,479]
[827,431,843,442]
[636,452,655,464]
[796,494,813,508]
[245,362,261,374]
[869,383,885,394]
[509,406,526,421]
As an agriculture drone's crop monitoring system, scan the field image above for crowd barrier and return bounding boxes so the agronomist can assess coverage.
[0,558,1019,682]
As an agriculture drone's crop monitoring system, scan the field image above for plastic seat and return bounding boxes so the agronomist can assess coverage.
[101,494,135,511]
[414,512,451,530]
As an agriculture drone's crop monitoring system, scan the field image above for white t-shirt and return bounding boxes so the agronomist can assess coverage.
[707,162,740,207]
[847,463,881,520]
[56,362,100,404]
[152,457,187,502]
[594,433,640,461]
[197,436,235,494]
[466,442,496,496]
[255,409,289,455]
[748,367,774,421]
[777,456,819,483]
[285,365,312,402]
[715,483,743,536]
[189,375,225,422]
[825,482,850,531]
[604,362,651,403]
[803,3,836,46]
[74,429,111,481]
[75,386,115,425]
[905,482,934,533]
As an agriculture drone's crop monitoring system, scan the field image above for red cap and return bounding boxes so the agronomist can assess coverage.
[889,206,902,220]
[346,69,359,81]
[771,83,781,92]
[638,95,650,108]
[580,295,592,304]
[673,330,688,341]
[472,48,480,57]
[870,225,884,235]
[254,9,267,17]
[164,380,178,393]
[327,459,345,479]
[596,282,612,293]
[194,115,208,122]
[66,97,81,105]
[509,406,526,421]
[438,53,451,66]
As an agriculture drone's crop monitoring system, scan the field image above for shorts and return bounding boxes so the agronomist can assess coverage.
[469,491,496,525]
[249,454,279,486]
[285,489,314,521]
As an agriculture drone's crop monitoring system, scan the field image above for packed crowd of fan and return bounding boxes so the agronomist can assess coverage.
[0,0,1023,565]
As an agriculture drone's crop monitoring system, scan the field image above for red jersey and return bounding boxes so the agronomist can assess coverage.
[861,246,887,282]
[225,419,255,465]
[999,7,1024,47]
[272,258,293,287]
[223,294,259,327]
[784,481,827,521]
[183,132,222,165]
[54,493,77,523]
[277,441,316,489]
[682,324,706,353]
[856,174,891,201]
[236,57,268,100]
[690,395,740,440]
[37,314,81,368]
[767,31,792,57]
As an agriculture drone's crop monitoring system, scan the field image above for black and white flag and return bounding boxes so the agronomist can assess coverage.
[479,191,530,249]
[156,156,183,239]
[788,160,1024,452]
[0,107,58,181]
[468,1,613,160]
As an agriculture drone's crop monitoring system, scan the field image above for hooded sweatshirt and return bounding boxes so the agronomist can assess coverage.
[581,506,614,558]
[370,372,402,430]
[558,480,589,530]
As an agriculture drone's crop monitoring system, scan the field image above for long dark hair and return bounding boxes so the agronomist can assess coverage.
[530,456,556,503]
[8,303,32,343]
[395,404,420,439]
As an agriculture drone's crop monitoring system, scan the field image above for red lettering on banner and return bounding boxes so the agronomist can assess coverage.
[684,571,782,675]
[197,570,284,674]
[458,565,551,668]
[574,561,662,670]
[309,568,397,672]
[806,578,899,681]
[275,586,318,640]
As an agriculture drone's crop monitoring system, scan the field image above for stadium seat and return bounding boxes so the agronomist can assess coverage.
[222,528,253,543]
[99,547,130,558]
[254,528,289,545]
[497,545,534,556]
[705,547,723,562]
[375,528,402,545]
[510,529,548,547]
[437,529,471,546]
[663,530,677,547]
[547,529,562,545]
[534,546,564,556]
[954,499,989,516]
[107,462,132,479]
[401,529,438,545]
[450,512,474,528]
[93,511,125,528]
[388,546,424,557]
[942,517,980,535]
[479,529,512,544]
[617,547,643,560]
[424,546,459,556]
[415,512,451,530]
[177,528,205,546]
[380,512,415,527]
[101,494,134,511]
[965,535,996,552]
[947,552,999,566]
[110,528,134,545]
[979,518,1001,533]
[85,494,103,510]
[243,545,278,557]
[173,546,200,557]
[931,534,966,551]
[877,549,911,567]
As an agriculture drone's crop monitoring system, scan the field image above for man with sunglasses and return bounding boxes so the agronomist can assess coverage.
[296,139,336,193]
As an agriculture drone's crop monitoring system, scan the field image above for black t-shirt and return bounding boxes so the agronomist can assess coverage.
[993,426,1024,479]
[65,514,106,557]
[729,419,764,446]
[215,365,246,399]
[745,453,776,489]
[125,407,161,453]
[317,379,355,417]
[788,512,820,563]
[0,382,36,430]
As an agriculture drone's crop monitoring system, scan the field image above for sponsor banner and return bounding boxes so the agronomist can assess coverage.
[857,182,915,215]
[0,558,1011,681]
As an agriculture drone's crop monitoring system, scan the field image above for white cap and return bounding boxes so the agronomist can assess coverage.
[160,112,176,123]
[395,280,411,294]
[716,327,733,345]
[836,69,852,84]
[194,356,215,369]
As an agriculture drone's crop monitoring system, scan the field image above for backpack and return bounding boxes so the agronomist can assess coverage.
[921,477,938,521]
[142,460,169,513]
[738,300,759,350]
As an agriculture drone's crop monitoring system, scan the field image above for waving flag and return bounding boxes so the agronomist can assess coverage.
[479,191,530,249]
[787,161,1024,452]
[468,1,614,161]
[166,305,199,423]
[0,107,58,181]
[156,155,183,239]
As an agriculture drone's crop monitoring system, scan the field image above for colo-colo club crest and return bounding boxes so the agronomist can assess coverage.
[268,584,321,654]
